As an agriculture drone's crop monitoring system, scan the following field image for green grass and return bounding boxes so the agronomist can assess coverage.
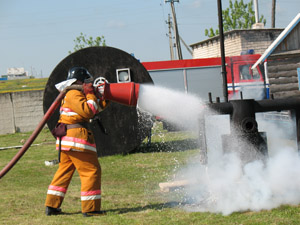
[0,126,300,225]
[0,78,48,93]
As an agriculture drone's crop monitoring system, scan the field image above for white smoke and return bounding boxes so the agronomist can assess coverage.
[137,84,300,215]
[178,113,300,215]
[180,147,300,215]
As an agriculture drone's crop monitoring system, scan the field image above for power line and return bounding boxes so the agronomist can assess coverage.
[165,0,182,60]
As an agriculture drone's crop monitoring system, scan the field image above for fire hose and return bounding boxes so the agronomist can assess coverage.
[0,76,140,179]
[0,85,82,179]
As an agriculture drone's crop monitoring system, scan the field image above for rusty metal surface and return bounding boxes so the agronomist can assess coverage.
[43,46,153,156]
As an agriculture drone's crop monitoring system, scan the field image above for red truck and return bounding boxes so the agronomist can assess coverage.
[142,54,268,102]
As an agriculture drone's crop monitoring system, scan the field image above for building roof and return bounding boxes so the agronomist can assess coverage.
[252,13,300,69]
[190,28,283,48]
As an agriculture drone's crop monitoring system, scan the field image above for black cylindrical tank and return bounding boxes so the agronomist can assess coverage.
[43,46,153,156]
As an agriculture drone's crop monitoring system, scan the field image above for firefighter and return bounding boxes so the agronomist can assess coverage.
[45,67,109,217]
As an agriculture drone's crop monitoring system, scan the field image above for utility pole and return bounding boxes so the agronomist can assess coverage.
[170,25,193,56]
[179,35,193,56]
[165,0,183,60]
[271,0,276,28]
[167,14,175,60]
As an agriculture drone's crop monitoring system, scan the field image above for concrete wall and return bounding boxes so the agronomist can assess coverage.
[191,29,283,59]
[0,90,44,135]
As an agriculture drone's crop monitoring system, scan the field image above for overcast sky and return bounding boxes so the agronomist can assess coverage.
[0,0,299,77]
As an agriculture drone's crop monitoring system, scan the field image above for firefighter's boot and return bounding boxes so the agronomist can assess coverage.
[45,206,62,216]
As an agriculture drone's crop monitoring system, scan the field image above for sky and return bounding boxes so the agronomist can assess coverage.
[0,0,299,78]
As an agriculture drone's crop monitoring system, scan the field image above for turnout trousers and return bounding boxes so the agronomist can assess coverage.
[45,150,101,213]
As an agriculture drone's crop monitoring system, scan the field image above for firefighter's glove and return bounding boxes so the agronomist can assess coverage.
[95,83,105,100]
[83,83,95,95]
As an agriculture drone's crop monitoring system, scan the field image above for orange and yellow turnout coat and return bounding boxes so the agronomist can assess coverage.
[45,88,108,213]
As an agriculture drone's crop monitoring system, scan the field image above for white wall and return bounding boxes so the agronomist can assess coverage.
[0,90,44,135]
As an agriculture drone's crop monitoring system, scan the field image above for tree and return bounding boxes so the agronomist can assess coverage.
[69,32,106,54]
[205,0,266,38]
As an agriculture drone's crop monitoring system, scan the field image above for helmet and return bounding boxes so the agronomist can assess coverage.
[67,67,93,82]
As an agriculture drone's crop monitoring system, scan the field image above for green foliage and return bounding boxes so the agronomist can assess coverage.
[205,28,219,38]
[69,32,106,54]
[205,0,267,38]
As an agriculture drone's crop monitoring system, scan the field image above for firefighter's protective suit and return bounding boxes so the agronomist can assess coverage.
[45,85,108,213]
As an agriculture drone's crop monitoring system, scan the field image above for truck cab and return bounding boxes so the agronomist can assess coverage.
[227,55,267,100]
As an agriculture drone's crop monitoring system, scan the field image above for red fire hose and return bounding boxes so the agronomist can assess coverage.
[0,85,82,179]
